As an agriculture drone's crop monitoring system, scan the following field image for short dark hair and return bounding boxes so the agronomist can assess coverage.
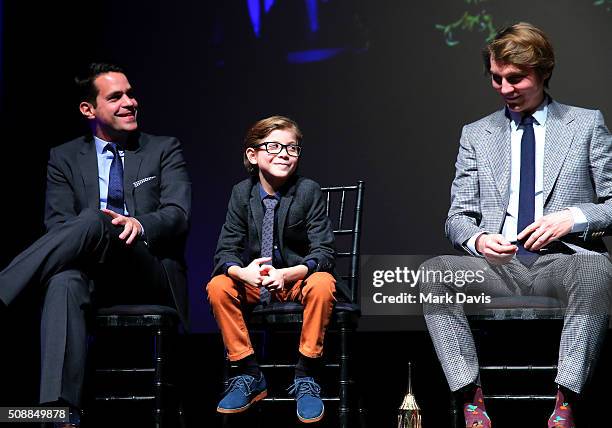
[482,22,555,88]
[75,63,125,106]
[243,116,303,176]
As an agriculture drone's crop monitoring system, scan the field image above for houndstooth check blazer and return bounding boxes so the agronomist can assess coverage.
[446,100,612,254]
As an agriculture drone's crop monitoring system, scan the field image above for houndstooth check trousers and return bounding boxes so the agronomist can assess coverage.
[420,253,611,394]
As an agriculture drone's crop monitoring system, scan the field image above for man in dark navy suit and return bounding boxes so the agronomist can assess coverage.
[0,63,191,427]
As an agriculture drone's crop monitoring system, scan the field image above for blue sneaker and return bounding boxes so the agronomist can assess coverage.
[288,377,324,423]
[217,373,267,414]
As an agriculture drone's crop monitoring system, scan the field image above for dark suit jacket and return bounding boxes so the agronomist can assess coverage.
[44,132,192,327]
[212,175,350,300]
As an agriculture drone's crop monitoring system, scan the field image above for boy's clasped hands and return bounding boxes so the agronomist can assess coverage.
[229,257,285,291]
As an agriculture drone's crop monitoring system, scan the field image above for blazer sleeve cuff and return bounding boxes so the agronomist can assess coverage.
[223,262,240,276]
[302,258,318,277]
[566,207,588,233]
[465,232,488,256]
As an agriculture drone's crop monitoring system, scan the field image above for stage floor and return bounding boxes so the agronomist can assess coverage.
[2,306,611,427]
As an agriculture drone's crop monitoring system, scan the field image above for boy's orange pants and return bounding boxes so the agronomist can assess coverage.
[206,272,336,361]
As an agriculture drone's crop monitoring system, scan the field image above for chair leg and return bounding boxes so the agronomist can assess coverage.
[174,340,187,428]
[356,388,367,428]
[339,324,350,428]
[163,327,185,428]
[153,328,164,428]
[450,392,462,428]
[256,403,264,428]
[177,399,187,428]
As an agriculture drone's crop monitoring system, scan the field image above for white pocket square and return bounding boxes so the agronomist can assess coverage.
[133,176,156,188]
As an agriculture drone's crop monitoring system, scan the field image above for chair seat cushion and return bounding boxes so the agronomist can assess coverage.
[249,301,360,326]
[251,301,360,315]
[469,296,566,321]
[96,304,179,317]
[95,305,179,328]
[484,296,565,309]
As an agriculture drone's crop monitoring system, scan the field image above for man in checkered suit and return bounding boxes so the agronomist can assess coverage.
[420,22,612,428]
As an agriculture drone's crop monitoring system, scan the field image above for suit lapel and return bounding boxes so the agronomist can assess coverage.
[78,139,100,210]
[543,102,575,204]
[277,190,294,250]
[250,184,264,243]
[481,110,512,202]
[123,134,144,216]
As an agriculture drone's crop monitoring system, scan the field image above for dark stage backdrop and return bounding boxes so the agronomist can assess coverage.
[1,1,610,333]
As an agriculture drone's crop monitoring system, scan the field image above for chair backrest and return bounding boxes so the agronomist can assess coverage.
[320,181,364,303]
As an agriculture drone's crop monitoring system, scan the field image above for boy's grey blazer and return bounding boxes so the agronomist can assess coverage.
[446,100,612,254]
[212,175,350,300]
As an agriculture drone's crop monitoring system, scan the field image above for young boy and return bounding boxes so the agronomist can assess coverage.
[207,116,339,423]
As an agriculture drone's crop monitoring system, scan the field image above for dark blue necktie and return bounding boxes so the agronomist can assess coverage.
[517,115,537,266]
[260,197,278,304]
[106,143,124,214]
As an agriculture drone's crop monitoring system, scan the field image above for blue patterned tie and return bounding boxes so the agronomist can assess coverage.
[106,143,124,214]
[260,197,278,304]
[517,115,537,266]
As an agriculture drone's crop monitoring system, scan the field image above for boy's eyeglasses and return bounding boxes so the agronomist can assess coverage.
[252,142,302,157]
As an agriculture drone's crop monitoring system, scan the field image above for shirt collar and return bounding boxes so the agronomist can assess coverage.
[94,136,123,155]
[258,182,282,201]
[506,94,550,129]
